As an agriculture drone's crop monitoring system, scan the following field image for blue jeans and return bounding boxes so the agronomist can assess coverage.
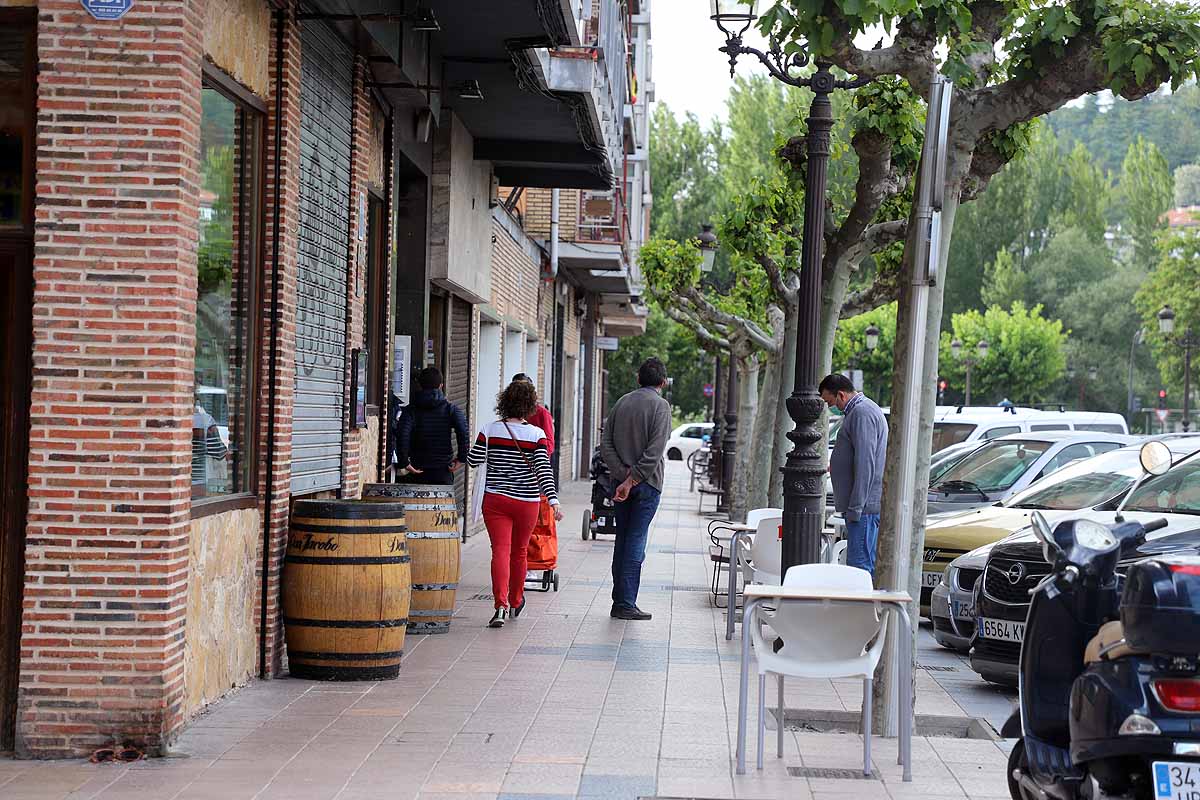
[611,483,661,610]
[845,514,880,576]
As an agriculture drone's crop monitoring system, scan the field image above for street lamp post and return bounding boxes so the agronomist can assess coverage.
[847,323,881,396]
[950,338,989,406]
[1158,305,1198,433]
[1127,328,1145,426]
[710,0,872,569]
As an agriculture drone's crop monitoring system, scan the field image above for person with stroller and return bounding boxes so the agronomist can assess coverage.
[467,380,563,628]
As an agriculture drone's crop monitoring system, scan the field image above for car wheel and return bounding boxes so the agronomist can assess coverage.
[667,447,682,461]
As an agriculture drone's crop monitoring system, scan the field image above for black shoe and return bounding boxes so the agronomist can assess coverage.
[512,597,526,618]
[488,608,508,628]
[610,606,652,621]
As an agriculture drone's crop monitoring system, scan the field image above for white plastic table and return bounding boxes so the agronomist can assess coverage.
[734,585,916,781]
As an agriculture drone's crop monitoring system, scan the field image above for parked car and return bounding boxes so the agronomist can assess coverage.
[924,435,1200,636]
[970,448,1200,684]
[927,430,1134,517]
[665,422,713,461]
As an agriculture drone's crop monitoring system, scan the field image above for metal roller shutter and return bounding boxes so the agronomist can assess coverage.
[292,20,353,495]
[447,296,472,512]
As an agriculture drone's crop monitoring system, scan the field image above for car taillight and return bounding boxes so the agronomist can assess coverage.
[1154,679,1200,712]
[1169,564,1200,577]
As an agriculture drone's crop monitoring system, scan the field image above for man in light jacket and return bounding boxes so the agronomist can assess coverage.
[820,373,888,576]
[601,357,672,621]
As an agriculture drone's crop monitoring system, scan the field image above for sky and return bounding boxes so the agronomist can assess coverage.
[650,0,768,126]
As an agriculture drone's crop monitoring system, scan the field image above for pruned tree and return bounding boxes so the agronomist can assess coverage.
[758,0,1200,727]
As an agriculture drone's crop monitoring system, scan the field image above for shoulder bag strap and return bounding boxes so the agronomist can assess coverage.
[501,420,538,478]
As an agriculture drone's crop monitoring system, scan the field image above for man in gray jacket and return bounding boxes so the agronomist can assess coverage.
[601,358,672,620]
[820,373,888,576]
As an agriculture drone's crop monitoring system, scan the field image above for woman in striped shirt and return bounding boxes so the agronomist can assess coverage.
[467,380,563,628]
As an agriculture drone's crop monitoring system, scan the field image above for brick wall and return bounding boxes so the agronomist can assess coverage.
[20,0,205,757]
[254,5,302,681]
[338,55,369,498]
[522,188,580,243]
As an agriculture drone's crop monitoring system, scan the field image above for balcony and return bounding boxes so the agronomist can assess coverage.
[577,188,625,244]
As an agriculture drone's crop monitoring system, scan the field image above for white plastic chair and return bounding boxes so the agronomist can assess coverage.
[735,514,783,588]
[747,564,888,775]
[711,507,782,605]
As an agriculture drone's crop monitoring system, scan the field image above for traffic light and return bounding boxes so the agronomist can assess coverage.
[1159,389,1168,410]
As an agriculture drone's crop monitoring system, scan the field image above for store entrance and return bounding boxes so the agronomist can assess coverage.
[0,10,36,752]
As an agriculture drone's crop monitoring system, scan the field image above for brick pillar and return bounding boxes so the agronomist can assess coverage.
[340,55,369,497]
[20,0,204,757]
[256,5,303,680]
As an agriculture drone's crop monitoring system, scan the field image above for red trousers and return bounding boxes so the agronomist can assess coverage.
[482,492,539,609]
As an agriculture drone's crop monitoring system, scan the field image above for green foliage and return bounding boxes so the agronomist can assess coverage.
[938,303,1068,405]
[1049,88,1200,176]
[1135,228,1200,394]
[604,304,714,421]
[1120,136,1174,267]
[1175,164,1200,206]
[832,302,898,404]
[980,249,1030,309]
[1060,142,1112,241]
[648,103,726,244]
[198,143,234,295]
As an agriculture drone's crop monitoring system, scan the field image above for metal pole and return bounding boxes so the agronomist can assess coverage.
[964,363,971,406]
[710,354,724,487]
[719,355,739,515]
[1127,329,1142,426]
[780,63,837,571]
[1185,331,1193,433]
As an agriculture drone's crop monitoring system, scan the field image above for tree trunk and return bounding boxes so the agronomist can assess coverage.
[749,307,786,512]
[871,141,971,732]
[729,351,760,522]
[768,297,798,508]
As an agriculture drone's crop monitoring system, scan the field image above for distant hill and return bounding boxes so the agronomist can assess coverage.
[1047,86,1200,175]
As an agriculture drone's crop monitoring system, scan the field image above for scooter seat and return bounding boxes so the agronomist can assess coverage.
[1084,620,1147,664]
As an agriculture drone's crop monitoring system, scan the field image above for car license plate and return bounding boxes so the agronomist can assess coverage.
[1154,761,1200,800]
[977,617,1024,643]
[595,517,605,527]
[921,571,941,588]
[951,599,975,620]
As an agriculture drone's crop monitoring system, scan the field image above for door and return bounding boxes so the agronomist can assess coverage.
[0,10,35,752]
[446,297,472,523]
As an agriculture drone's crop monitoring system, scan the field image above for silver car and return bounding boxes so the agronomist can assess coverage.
[926,430,1136,516]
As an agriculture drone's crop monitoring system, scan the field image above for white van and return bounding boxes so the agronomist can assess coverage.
[930,406,1128,452]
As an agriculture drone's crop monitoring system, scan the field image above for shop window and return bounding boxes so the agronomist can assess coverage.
[192,73,263,507]
[0,16,35,230]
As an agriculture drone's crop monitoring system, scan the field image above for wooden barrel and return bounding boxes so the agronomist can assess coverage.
[362,483,460,634]
[283,500,411,680]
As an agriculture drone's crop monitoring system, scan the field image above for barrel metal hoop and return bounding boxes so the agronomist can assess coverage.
[292,500,410,518]
[283,617,409,629]
[411,583,458,591]
[288,649,404,661]
[405,532,460,540]
[285,555,412,565]
[291,522,409,535]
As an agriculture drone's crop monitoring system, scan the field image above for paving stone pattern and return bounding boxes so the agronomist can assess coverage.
[0,464,1013,799]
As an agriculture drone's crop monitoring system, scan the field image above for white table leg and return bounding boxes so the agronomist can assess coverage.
[735,597,759,775]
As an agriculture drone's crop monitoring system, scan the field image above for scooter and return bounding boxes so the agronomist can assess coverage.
[1005,441,1200,800]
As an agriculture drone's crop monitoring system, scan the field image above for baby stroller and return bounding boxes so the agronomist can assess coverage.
[582,445,618,540]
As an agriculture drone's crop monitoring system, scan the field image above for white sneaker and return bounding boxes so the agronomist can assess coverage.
[488,608,508,628]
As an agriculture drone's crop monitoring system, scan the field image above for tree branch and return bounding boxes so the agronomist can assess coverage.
[756,253,793,304]
[658,296,730,350]
[825,11,939,93]
[824,129,900,278]
[837,220,908,318]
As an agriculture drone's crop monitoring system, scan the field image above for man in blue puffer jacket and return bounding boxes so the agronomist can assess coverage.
[395,366,469,486]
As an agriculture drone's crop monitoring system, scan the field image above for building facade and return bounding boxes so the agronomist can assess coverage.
[0,0,651,757]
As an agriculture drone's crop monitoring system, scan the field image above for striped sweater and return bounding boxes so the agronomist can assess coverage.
[467,419,559,505]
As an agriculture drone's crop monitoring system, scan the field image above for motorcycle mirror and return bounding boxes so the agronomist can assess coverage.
[1139,440,1172,477]
[1030,511,1054,549]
